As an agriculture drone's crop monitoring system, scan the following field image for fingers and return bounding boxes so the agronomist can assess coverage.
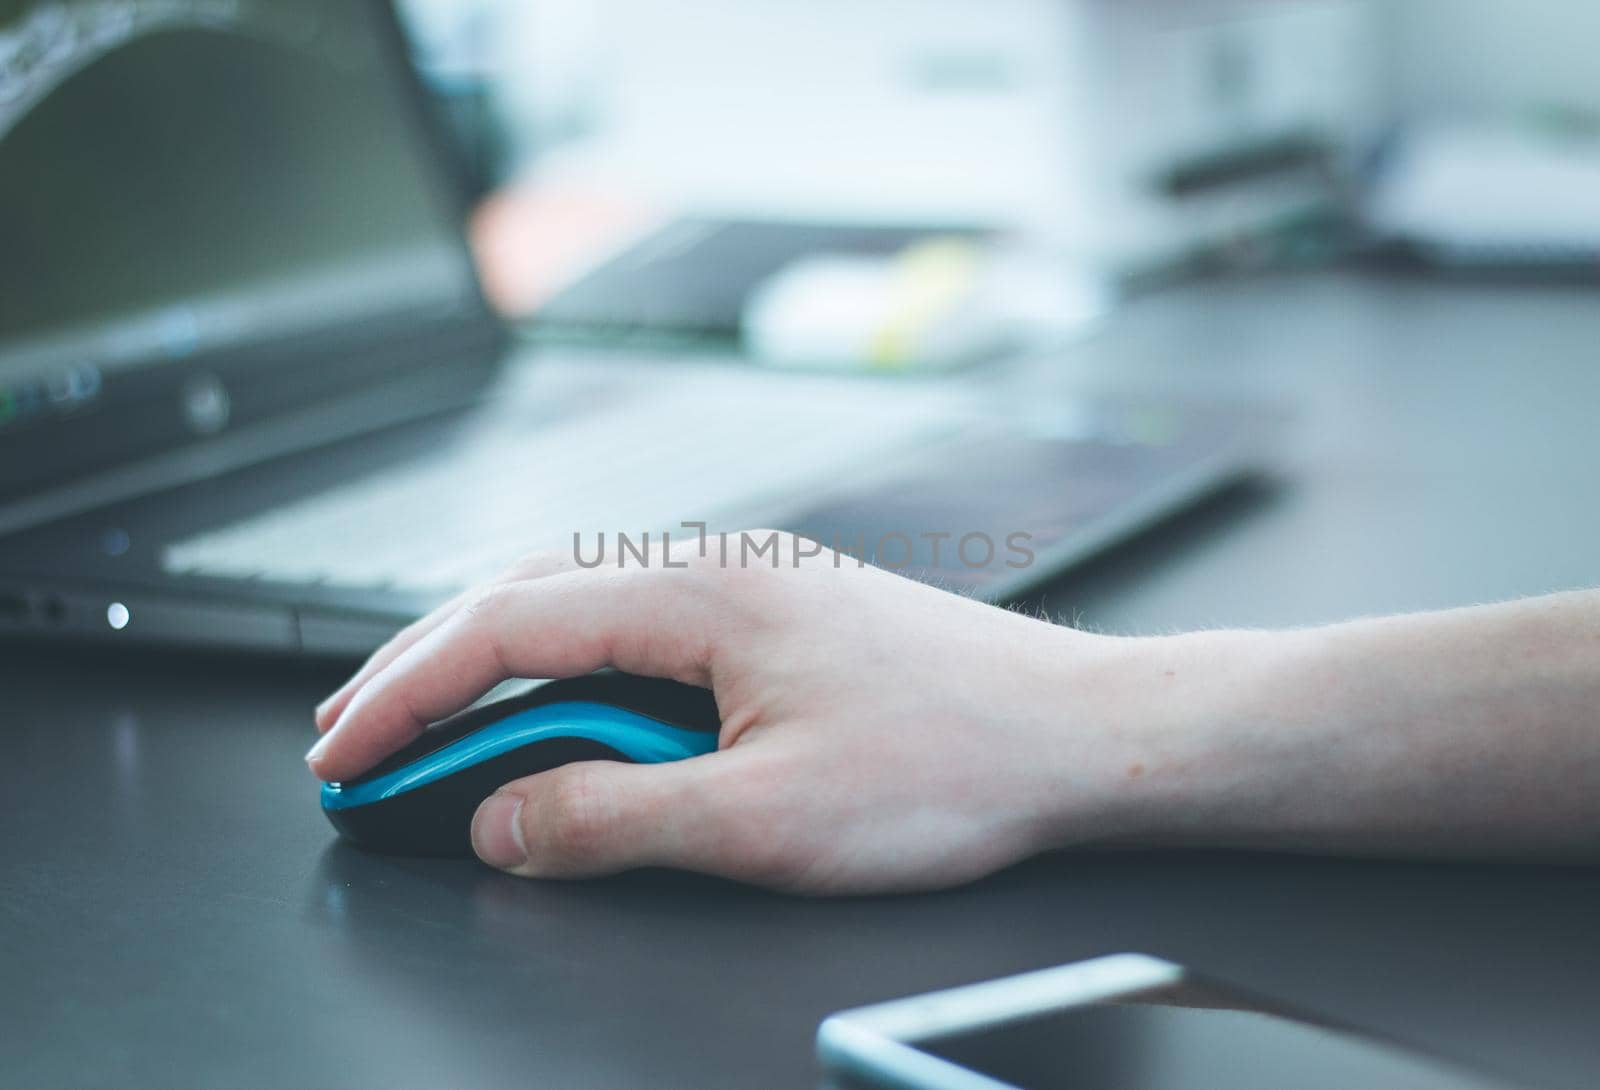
[306,567,717,781]
[312,593,469,734]
[314,549,587,733]
[471,755,738,880]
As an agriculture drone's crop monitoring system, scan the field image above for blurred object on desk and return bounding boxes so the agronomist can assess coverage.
[1044,0,1379,278]
[1359,0,1600,275]
[743,239,1109,372]
[473,194,1108,372]
[467,167,1112,369]
[531,219,989,348]
[1365,120,1600,270]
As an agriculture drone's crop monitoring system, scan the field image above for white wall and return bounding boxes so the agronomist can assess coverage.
[419,0,1599,242]
[542,0,1089,224]
[515,0,1379,233]
[1383,0,1600,118]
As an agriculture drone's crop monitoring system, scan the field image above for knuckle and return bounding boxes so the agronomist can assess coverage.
[461,581,517,622]
[704,531,798,613]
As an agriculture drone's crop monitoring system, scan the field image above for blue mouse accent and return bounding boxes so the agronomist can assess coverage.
[321,701,718,812]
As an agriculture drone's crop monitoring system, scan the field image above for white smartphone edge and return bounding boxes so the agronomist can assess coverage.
[815,953,1184,1090]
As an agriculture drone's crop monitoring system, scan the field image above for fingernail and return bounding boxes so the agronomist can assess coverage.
[314,697,334,725]
[304,731,332,769]
[473,793,527,869]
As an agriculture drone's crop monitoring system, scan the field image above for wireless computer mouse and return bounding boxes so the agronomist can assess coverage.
[320,672,721,856]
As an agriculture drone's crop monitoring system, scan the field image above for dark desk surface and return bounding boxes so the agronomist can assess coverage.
[6,270,1600,1090]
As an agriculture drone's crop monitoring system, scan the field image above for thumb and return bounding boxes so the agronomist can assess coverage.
[470,752,740,880]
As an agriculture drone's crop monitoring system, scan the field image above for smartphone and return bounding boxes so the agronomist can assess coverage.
[817,954,1520,1090]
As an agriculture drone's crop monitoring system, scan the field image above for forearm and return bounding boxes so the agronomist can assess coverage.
[1098,591,1600,859]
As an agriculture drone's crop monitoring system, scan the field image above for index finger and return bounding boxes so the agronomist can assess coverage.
[314,548,595,733]
[305,567,718,782]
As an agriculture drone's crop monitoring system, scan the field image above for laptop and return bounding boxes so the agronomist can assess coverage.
[0,0,1258,657]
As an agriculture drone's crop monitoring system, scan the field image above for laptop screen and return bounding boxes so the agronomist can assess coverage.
[0,0,496,503]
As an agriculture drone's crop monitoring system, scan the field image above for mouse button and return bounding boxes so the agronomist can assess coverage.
[538,673,722,732]
[620,677,721,732]
[337,699,513,787]
[338,675,722,788]
[485,735,631,782]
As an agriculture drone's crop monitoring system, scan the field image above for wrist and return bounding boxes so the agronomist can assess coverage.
[1032,626,1297,851]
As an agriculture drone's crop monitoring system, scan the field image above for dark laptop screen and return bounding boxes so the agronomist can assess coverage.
[0,0,493,497]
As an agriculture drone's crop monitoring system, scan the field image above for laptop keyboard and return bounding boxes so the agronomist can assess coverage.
[161,382,964,596]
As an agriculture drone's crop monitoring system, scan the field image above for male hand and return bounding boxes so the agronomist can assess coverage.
[307,532,1174,893]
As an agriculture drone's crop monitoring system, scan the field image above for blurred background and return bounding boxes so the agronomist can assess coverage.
[392,0,1600,369]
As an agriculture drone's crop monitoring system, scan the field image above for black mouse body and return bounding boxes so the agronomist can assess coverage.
[320,672,720,856]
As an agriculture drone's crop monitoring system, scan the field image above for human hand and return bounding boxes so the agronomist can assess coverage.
[308,532,1200,894]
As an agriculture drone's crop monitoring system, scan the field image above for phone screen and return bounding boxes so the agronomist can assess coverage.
[915,982,1508,1090]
